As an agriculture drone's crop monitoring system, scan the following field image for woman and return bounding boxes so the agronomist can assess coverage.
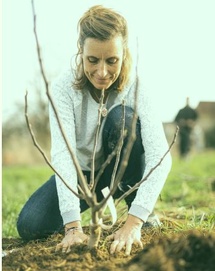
[17,5,172,255]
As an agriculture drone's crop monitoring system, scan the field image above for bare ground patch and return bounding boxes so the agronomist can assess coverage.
[2,221,215,271]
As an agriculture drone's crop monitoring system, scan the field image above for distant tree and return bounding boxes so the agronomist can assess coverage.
[2,80,51,162]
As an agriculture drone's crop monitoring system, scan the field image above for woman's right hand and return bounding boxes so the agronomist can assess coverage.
[56,229,89,253]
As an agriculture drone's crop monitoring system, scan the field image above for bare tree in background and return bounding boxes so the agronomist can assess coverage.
[2,78,51,165]
[3,81,49,140]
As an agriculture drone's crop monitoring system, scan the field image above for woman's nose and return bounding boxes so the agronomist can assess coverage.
[97,62,108,77]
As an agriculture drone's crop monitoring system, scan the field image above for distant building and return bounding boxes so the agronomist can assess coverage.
[195,101,215,149]
[196,101,215,131]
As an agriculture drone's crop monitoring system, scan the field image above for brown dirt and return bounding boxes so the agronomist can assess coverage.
[2,225,215,271]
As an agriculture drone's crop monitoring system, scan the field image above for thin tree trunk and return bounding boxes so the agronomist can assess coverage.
[88,211,102,248]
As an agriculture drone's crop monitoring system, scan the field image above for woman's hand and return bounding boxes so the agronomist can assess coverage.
[56,221,88,253]
[56,230,88,253]
[107,214,143,255]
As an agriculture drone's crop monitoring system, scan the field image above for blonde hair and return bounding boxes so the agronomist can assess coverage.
[72,5,132,91]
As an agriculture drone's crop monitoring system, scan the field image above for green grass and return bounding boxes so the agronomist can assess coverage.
[156,150,215,231]
[2,166,53,237]
[2,150,215,238]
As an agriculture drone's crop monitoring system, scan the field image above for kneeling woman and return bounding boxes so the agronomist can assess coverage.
[17,5,172,255]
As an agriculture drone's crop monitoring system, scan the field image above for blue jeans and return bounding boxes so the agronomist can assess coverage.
[17,105,145,240]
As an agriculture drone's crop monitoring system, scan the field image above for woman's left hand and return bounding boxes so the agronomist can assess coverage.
[107,214,143,255]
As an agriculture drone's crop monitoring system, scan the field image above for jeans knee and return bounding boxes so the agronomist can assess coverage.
[103,105,141,152]
[16,210,46,240]
[16,216,33,240]
[106,105,135,131]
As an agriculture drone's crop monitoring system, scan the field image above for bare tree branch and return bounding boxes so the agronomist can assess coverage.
[31,0,92,202]
[90,88,105,190]
[110,100,126,190]
[94,55,140,214]
[92,129,127,193]
[115,126,179,206]
[24,91,81,199]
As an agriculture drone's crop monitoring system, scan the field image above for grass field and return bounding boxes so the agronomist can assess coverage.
[2,150,215,238]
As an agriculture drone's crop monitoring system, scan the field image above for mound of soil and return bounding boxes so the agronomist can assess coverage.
[2,227,215,271]
[125,230,215,271]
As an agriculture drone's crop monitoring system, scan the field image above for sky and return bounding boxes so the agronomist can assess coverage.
[2,0,215,123]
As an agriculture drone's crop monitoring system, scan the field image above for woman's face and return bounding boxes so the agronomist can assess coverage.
[82,36,124,90]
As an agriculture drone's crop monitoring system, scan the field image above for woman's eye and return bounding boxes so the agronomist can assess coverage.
[107,58,118,64]
[88,57,98,64]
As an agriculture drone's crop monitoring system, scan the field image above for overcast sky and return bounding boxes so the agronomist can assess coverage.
[2,0,215,123]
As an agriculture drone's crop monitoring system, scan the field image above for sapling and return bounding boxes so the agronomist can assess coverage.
[26,0,178,249]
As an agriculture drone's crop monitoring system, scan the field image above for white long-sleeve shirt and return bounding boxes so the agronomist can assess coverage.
[49,68,172,225]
